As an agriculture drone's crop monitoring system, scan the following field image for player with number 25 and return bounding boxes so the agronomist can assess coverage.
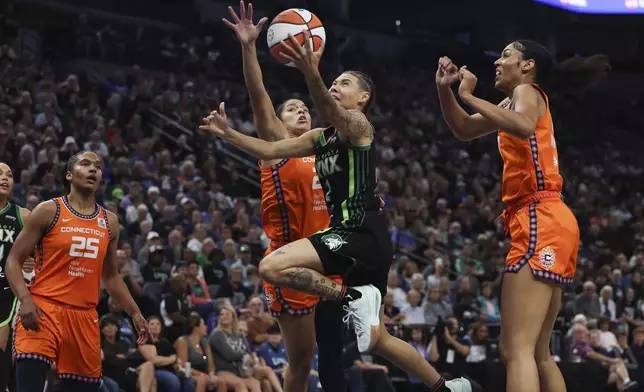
[5,151,152,392]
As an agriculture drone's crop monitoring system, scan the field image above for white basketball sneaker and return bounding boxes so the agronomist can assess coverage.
[342,284,381,352]
[446,378,473,392]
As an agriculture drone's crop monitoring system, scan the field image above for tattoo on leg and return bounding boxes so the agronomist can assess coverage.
[279,268,342,300]
[313,277,342,300]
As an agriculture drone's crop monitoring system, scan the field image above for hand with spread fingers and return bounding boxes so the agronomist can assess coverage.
[223,0,267,46]
[278,30,324,75]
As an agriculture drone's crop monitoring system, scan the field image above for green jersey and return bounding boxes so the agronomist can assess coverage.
[313,126,380,228]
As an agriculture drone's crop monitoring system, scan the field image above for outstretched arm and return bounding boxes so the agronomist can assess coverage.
[200,103,321,160]
[242,43,289,141]
[223,1,286,141]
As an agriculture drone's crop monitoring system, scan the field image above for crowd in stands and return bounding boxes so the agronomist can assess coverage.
[2,5,644,392]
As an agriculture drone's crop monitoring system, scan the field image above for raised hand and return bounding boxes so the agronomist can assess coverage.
[279,30,324,75]
[458,66,478,99]
[436,56,460,87]
[223,1,268,45]
[199,102,230,138]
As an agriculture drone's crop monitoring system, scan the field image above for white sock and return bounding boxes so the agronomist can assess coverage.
[624,378,631,384]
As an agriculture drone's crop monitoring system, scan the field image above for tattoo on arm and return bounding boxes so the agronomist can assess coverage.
[306,74,337,122]
[339,110,373,139]
[306,73,373,140]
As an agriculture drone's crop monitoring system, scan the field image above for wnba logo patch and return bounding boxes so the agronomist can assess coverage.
[97,218,106,229]
[321,233,346,251]
[538,246,556,271]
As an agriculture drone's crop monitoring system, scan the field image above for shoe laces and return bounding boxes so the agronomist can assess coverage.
[342,304,368,338]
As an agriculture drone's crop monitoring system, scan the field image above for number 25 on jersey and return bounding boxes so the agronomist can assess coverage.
[69,236,99,259]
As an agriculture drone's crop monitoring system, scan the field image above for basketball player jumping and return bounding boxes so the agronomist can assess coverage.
[436,41,609,392]
[224,3,348,392]
[6,151,152,392]
[201,29,472,392]
[0,162,35,391]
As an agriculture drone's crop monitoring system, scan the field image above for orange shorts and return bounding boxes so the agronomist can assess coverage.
[13,296,102,383]
[504,193,579,284]
[263,246,342,317]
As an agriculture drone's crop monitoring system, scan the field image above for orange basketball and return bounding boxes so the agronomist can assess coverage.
[267,8,326,67]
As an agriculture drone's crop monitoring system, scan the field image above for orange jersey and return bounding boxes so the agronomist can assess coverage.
[260,157,329,247]
[498,84,563,204]
[31,197,111,309]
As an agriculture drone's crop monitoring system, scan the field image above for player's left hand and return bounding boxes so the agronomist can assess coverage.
[132,313,154,344]
[199,102,231,138]
[22,257,35,274]
[279,30,324,75]
[458,66,478,99]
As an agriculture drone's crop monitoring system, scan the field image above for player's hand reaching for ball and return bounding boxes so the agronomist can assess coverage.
[458,66,478,99]
[223,1,267,45]
[279,30,324,75]
[19,296,45,332]
[200,103,230,138]
[133,312,154,344]
[436,56,460,87]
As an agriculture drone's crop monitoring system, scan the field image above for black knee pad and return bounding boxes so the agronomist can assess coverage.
[15,359,50,392]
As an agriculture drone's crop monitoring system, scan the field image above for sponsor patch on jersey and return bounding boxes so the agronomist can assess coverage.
[265,289,275,308]
[321,233,346,252]
[97,218,106,229]
[538,246,556,271]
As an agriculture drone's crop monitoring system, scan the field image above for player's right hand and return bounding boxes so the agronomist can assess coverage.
[223,1,268,45]
[436,56,460,87]
[19,297,45,332]
[200,103,230,138]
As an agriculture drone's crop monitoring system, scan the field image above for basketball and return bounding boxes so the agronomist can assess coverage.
[267,8,326,67]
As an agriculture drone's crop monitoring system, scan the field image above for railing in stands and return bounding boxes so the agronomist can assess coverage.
[398,248,432,267]
[147,109,261,189]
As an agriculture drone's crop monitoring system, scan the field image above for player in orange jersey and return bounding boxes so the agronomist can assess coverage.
[5,151,152,392]
[0,163,35,391]
[437,41,610,392]
[224,3,347,392]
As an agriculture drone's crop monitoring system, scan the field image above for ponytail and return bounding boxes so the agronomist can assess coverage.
[547,54,610,94]
[513,40,610,94]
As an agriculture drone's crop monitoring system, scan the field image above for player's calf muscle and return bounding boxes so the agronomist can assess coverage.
[267,267,342,300]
